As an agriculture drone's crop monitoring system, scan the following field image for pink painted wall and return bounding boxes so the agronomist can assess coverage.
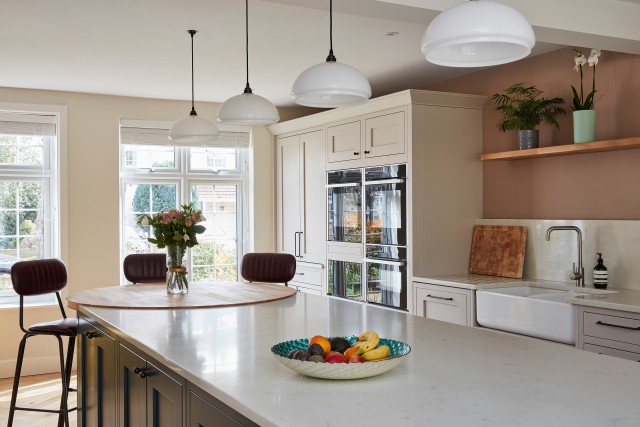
[421,47,640,220]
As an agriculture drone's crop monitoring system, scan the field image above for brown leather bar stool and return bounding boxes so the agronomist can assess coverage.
[240,252,296,285]
[123,253,167,283]
[8,259,77,427]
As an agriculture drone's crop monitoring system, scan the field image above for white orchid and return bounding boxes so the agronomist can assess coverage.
[140,216,149,226]
[571,48,602,110]
[588,55,599,66]
[573,53,587,71]
[590,48,602,58]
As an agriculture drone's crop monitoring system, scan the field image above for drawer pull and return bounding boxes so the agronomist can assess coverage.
[426,294,454,301]
[596,320,640,331]
[295,273,305,276]
[83,331,99,339]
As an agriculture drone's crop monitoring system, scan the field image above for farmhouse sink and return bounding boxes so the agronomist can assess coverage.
[476,286,588,345]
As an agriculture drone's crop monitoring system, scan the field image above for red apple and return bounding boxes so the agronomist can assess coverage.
[348,355,365,363]
[324,351,347,363]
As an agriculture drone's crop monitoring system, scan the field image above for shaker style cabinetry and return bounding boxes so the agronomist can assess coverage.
[187,384,259,427]
[413,283,476,327]
[576,305,640,362]
[118,343,184,426]
[290,263,324,295]
[326,108,407,169]
[276,128,326,265]
[78,316,117,427]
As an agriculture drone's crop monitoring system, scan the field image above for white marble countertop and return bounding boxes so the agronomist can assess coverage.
[414,274,640,313]
[80,293,640,427]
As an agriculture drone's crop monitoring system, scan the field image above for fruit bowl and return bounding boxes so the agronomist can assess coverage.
[271,336,411,380]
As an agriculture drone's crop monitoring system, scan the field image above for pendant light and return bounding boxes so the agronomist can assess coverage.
[291,0,371,108]
[217,0,279,125]
[169,30,219,144]
[421,0,535,68]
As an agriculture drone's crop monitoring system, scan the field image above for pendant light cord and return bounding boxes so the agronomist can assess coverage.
[244,0,253,93]
[326,0,336,62]
[188,29,197,116]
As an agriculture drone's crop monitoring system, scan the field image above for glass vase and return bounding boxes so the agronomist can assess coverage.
[166,244,188,294]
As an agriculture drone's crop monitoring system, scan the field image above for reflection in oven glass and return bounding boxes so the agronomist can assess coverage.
[327,260,363,301]
[366,262,406,310]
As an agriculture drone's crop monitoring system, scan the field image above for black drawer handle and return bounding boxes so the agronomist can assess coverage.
[353,151,360,155]
[364,150,370,154]
[596,320,640,331]
[295,272,305,276]
[83,331,98,339]
[426,294,454,301]
[133,367,153,379]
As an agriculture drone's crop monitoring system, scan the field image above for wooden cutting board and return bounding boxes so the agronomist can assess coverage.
[468,225,528,278]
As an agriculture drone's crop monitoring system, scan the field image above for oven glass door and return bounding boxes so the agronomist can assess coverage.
[365,245,407,311]
[364,165,406,246]
[327,259,363,302]
[327,169,362,243]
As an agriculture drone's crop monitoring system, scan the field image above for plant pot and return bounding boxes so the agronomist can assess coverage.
[517,130,539,150]
[573,110,596,143]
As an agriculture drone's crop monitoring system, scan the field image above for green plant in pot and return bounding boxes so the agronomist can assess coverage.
[491,83,566,150]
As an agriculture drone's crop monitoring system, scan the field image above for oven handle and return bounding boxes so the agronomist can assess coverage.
[326,182,361,188]
[363,178,405,185]
[365,258,406,267]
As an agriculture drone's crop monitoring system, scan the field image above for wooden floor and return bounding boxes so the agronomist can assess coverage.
[0,372,77,427]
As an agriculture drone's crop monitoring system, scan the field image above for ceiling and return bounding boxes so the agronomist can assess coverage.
[1,0,639,107]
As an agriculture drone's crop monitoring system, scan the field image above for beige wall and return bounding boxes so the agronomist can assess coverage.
[0,86,313,377]
[422,48,640,220]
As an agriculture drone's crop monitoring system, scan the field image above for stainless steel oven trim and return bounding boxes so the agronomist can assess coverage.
[364,258,406,267]
[326,182,360,188]
[363,178,405,185]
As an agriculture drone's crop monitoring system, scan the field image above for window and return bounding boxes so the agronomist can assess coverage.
[119,120,250,285]
[0,112,59,304]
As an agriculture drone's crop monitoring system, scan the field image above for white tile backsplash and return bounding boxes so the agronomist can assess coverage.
[477,219,640,290]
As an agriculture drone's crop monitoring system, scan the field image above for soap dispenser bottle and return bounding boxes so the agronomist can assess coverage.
[593,253,608,289]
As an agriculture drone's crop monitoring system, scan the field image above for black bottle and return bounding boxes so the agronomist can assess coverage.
[593,253,608,289]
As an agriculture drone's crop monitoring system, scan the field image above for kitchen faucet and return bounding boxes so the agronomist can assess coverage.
[545,226,584,287]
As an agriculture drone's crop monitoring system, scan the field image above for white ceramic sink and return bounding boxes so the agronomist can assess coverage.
[476,286,587,345]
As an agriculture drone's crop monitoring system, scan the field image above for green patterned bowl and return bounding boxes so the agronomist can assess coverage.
[271,336,411,380]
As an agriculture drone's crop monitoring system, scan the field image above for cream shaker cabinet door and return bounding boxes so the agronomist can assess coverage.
[277,135,302,256]
[300,130,325,263]
[326,120,361,164]
[364,110,406,159]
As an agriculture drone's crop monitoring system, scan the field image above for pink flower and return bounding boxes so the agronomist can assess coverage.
[185,218,193,227]
[162,214,171,224]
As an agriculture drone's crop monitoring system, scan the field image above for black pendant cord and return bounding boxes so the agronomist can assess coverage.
[188,29,198,116]
[244,0,253,93]
[326,0,336,62]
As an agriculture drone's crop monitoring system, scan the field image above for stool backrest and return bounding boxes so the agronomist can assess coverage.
[11,259,67,297]
[123,253,167,284]
[241,253,296,285]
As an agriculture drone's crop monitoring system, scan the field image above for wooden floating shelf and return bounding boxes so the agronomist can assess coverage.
[480,137,640,161]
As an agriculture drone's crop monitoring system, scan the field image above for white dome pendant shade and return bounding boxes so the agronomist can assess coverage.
[421,0,535,68]
[169,30,219,145]
[218,0,279,125]
[292,0,371,108]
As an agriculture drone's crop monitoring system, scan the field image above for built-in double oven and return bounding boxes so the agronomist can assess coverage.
[326,164,407,311]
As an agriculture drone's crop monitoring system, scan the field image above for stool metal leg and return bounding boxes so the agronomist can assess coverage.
[55,335,69,427]
[7,333,31,427]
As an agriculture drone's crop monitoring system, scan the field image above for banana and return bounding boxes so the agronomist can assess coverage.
[362,345,390,361]
[356,331,380,355]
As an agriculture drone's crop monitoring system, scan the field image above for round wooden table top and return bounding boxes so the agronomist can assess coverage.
[66,282,297,310]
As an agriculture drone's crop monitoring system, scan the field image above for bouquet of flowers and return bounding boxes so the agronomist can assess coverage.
[571,48,602,110]
[138,204,206,249]
[137,204,206,293]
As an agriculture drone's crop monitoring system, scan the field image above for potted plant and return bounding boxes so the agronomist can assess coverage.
[491,83,566,150]
[572,49,602,143]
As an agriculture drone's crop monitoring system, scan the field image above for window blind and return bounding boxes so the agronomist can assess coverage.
[120,120,250,148]
[0,113,56,136]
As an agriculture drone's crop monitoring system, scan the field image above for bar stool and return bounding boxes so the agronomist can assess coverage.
[7,259,77,427]
[123,253,167,283]
[241,252,296,285]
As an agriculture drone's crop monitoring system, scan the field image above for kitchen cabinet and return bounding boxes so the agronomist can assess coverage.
[289,263,324,295]
[413,282,476,327]
[276,127,326,265]
[576,305,640,362]
[326,108,407,169]
[78,316,117,427]
[187,385,258,427]
[118,343,184,426]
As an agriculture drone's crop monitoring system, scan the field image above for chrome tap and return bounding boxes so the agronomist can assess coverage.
[545,226,584,287]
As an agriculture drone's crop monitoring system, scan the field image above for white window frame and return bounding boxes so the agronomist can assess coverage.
[0,107,64,307]
[119,120,251,285]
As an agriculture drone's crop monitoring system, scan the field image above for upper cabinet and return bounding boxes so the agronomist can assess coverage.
[326,107,407,169]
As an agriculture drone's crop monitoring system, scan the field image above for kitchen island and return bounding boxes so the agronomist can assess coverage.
[76,291,640,427]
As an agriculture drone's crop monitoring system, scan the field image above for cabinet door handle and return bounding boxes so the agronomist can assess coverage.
[596,320,640,331]
[293,232,299,257]
[426,294,454,301]
[133,367,153,379]
[298,231,303,258]
[353,151,360,156]
[364,150,370,154]
[83,331,98,339]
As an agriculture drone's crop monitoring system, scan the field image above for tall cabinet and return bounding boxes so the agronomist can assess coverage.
[276,127,326,294]
[270,90,485,312]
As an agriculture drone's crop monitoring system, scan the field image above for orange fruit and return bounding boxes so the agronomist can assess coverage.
[309,335,331,354]
[343,346,360,360]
